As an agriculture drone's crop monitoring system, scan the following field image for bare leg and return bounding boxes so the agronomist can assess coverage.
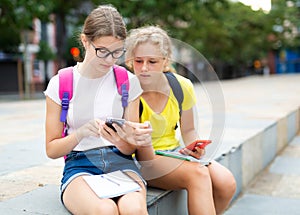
[117,171,148,215]
[63,175,119,215]
[208,161,236,214]
[144,155,216,215]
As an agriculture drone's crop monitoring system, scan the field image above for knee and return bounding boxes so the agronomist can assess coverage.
[216,174,237,200]
[185,165,211,187]
[226,173,236,195]
[118,192,148,215]
[90,199,118,215]
[196,165,211,179]
[226,176,237,198]
[121,203,147,215]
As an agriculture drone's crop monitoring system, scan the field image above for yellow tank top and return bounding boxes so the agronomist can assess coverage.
[140,73,196,151]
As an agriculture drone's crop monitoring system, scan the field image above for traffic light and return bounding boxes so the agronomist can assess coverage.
[70,47,80,58]
[254,60,261,69]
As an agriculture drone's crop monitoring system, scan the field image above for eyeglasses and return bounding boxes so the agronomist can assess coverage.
[90,42,126,59]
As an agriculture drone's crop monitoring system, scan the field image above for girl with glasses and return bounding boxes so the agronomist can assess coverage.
[44,5,153,214]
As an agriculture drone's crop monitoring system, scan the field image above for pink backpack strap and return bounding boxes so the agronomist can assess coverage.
[113,65,129,108]
[58,67,73,137]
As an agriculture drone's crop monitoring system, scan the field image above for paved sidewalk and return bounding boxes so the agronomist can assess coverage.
[225,134,300,215]
[0,74,300,214]
[0,100,67,214]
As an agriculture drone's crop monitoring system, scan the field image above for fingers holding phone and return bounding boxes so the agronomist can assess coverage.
[102,118,152,147]
[180,147,204,159]
[105,117,125,132]
[99,118,120,143]
[127,121,153,146]
[179,140,211,159]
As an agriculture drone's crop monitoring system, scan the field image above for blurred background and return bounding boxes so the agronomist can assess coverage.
[0,0,299,99]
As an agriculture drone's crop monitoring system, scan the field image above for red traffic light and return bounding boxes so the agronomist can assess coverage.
[70,47,80,57]
[254,60,261,69]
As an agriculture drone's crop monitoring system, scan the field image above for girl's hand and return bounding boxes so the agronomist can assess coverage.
[126,121,153,146]
[125,121,155,162]
[99,120,153,154]
[99,120,122,144]
[180,147,205,159]
[75,119,101,142]
[100,120,153,146]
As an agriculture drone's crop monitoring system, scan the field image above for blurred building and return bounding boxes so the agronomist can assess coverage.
[0,17,57,97]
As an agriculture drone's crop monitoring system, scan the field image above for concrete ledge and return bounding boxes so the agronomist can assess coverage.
[0,185,187,215]
[2,107,297,215]
[2,75,300,214]
[218,108,300,201]
[147,188,187,215]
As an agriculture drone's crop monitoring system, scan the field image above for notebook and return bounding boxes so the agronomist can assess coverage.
[83,170,142,199]
[155,150,210,166]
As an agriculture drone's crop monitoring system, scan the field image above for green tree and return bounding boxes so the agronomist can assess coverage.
[2,0,299,79]
[50,0,91,68]
[36,40,56,89]
[267,0,300,50]
[0,0,53,52]
[103,0,271,78]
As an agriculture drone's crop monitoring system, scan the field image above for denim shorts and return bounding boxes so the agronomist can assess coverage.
[60,146,143,201]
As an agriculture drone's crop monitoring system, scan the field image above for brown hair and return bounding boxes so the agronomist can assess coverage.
[82,5,126,42]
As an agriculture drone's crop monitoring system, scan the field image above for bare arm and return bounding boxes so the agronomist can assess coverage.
[45,97,100,159]
[114,96,155,160]
[180,107,205,158]
[45,97,80,159]
[180,107,198,145]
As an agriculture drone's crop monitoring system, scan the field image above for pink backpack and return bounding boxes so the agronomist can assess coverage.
[58,65,129,138]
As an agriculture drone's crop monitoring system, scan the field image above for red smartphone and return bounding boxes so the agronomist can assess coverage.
[179,140,212,153]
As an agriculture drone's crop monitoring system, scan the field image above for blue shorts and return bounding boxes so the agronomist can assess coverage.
[60,146,143,201]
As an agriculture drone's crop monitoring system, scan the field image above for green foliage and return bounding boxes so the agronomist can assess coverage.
[1,0,300,75]
[0,0,54,52]
[103,0,272,71]
[36,40,56,61]
[268,0,300,50]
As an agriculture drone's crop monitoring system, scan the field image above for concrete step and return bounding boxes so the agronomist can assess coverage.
[217,108,300,203]
[224,135,300,215]
[0,183,187,215]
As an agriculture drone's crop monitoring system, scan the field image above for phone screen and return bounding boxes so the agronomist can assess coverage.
[105,118,125,132]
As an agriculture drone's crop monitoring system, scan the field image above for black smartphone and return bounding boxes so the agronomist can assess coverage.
[105,117,126,132]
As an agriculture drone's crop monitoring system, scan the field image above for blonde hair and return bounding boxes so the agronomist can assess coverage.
[125,26,173,69]
[82,5,126,42]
